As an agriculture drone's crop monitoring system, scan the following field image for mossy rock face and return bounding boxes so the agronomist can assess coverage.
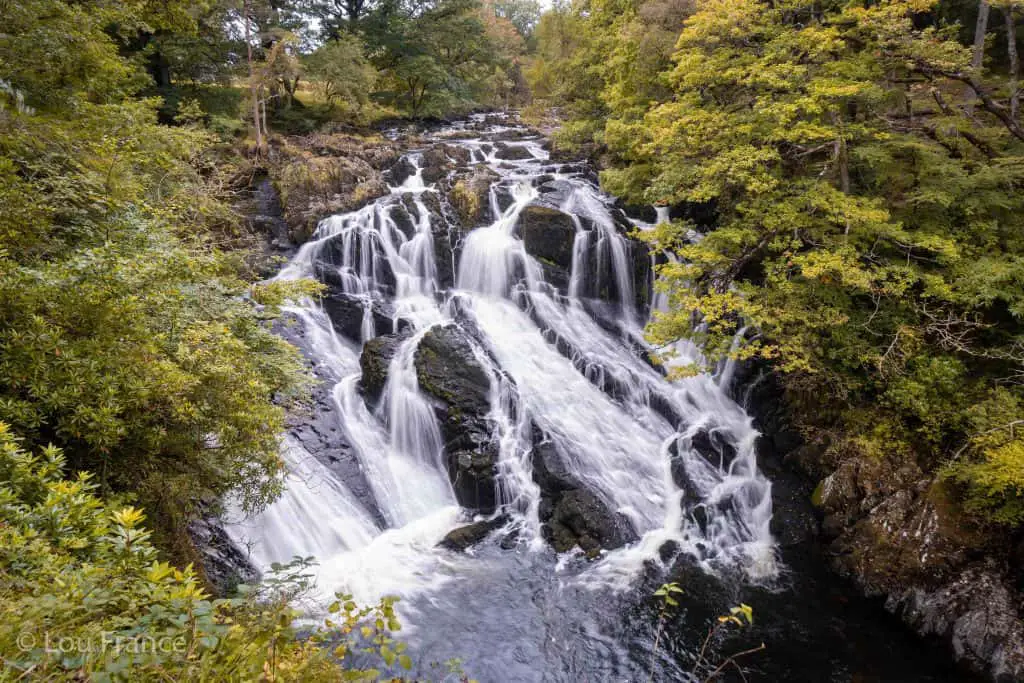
[519,205,576,270]
[414,324,498,512]
[275,155,389,240]
[448,165,499,227]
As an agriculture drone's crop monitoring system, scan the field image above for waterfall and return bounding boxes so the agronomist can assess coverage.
[227,116,777,679]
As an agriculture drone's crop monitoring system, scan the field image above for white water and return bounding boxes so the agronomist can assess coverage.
[226,117,777,678]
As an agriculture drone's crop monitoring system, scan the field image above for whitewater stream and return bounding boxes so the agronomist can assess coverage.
[226,116,968,682]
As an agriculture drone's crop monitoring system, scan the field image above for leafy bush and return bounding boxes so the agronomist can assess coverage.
[0,423,412,681]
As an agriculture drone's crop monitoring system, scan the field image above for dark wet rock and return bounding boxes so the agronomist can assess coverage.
[321,292,403,343]
[668,199,718,230]
[439,514,510,552]
[658,540,681,564]
[531,426,637,557]
[491,183,517,214]
[556,163,600,185]
[543,489,638,558]
[519,205,576,272]
[358,332,409,409]
[494,142,535,161]
[691,504,710,535]
[387,156,418,187]
[668,440,702,505]
[616,199,658,224]
[189,516,260,597]
[887,566,1024,680]
[414,325,498,513]
[533,179,576,210]
[530,429,579,493]
[400,192,456,289]
[388,200,417,239]
[690,428,738,469]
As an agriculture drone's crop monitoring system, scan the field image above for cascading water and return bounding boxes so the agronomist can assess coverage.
[225,115,782,680]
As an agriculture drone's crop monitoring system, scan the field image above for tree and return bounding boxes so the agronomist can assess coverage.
[1003,1,1021,119]
[966,0,991,111]
[542,0,1024,525]
[306,35,378,117]
[365,0,501,117]
[309,0,376,38]
[0,0,314,549]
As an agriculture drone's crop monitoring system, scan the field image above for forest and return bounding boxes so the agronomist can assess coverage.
[1,0,1022,680]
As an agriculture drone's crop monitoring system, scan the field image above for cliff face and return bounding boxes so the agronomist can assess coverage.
[740,369,1024,682]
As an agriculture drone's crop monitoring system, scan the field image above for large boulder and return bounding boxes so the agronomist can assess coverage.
[494,142,535,161]
[543,489,637,558]
[359,332,410,409]
[519,205,577,292]
[533,179,576,210]
[420,144,472,183]
[531,427,638,557]
[414,325,499,512]
[386,156,418,187]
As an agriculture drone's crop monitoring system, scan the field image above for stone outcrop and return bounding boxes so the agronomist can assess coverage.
[414,325,499,513]
[739,368,1024,681]
[519,205,577,292]
[272,134,398,242]
[532,428,638,557]
[448,165,500,227]
[321,292,405,343]
[494,142,535,161]
[420,143,472,183]
[358,332,409,410]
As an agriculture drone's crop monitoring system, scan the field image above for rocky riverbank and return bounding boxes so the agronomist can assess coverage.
[734,368,1024,682]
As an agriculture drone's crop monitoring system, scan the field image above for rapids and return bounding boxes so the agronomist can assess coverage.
[225,115,968,682]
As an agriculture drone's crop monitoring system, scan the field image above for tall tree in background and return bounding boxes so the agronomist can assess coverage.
[967,0,991,111]
[1005,0,1021,118]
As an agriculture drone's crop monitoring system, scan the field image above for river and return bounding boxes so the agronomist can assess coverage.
[225,114,969,682]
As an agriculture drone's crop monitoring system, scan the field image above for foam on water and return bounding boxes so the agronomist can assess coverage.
[226,117,778,678]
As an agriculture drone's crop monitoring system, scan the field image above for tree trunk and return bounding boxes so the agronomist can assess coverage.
[1008,3,1020,120]
[966,0,991,113]
[245,0,264,155]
